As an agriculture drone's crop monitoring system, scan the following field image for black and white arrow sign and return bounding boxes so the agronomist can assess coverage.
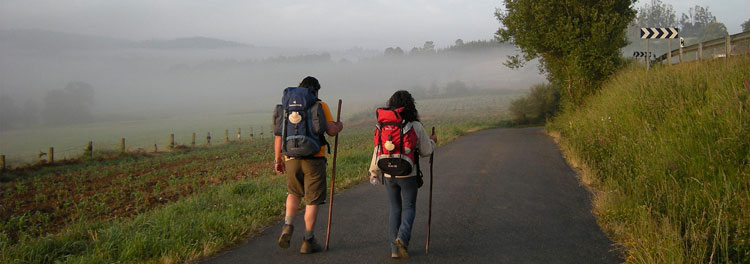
[632,51,653,58]
[640,27,679,39]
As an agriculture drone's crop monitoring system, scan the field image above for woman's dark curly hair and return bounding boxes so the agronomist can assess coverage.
[387,90,419,122]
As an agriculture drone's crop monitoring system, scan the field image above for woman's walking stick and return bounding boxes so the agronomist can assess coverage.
[325,99,342,251]
[426,126,435,254]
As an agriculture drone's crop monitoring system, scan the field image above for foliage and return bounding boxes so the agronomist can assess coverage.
[495,0,637,106]
[634,0,677,28]
[384,46,405,56]
[0,95,40,131]
[679,5,728,43]
[441,39,508,53]
[407,41,437,56]
[508,83,560,124]
[548,57,750,263]
[41,82,95,125]
[743,18,750,32]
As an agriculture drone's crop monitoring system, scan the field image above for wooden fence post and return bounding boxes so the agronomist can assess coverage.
[237,128,242,140]
[698,43,703,61]
[121,138,126,153]
[86,141,93,158]
[679,45,683,63]
[169,134,175,150]
[207,132,212,145]
[1,155,5,171]
[225,129,229,143]
[260,126,264,140]
[250,127,254,140]
[192,132,196,147]
[154,144,158,153]
[49,147,54,164]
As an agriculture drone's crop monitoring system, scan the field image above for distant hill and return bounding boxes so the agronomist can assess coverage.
[0,29,251,51]
[136,37,250,49]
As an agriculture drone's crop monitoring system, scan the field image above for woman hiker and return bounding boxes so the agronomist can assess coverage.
[369,90,437,259]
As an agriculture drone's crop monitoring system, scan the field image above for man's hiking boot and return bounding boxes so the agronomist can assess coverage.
[395,238,409,259]
[391,252,400,258]
[300,236,322,254]
[278,224,294,249]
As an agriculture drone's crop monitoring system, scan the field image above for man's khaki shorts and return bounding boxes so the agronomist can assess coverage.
[285,158,327,205]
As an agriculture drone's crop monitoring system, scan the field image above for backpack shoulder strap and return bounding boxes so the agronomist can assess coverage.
[316,99,331,154]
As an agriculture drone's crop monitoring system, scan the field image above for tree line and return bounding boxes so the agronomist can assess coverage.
[383,39,511,57]
[0,82,95,131]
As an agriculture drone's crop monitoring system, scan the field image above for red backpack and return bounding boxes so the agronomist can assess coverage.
[374,107,418,176]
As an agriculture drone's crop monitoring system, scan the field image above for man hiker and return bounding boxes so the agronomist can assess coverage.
[273,76,343,254]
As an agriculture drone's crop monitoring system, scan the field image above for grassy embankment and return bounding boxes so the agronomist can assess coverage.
[547,56,749,263]
[1,92,517,263]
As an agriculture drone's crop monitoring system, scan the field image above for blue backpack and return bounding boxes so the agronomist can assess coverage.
[273,87,328,158]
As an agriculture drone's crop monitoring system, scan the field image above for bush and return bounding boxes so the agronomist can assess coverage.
[509,83,560,124]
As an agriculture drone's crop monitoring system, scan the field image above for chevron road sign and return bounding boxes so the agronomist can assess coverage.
[641,27,679,39]
[632,51,653,58]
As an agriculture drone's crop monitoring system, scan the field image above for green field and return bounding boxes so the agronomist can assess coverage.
[548,56,749,263]
[0,112,271,166]
[0,90,523,167]
[1,90,520,263]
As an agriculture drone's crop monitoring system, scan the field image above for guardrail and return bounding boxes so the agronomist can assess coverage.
[654,31,750,64]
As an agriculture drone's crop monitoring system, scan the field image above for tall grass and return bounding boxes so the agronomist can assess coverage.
[547,56,750,263]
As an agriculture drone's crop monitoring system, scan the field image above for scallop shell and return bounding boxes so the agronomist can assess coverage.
[289,111,302,124]
[384,141,395,151]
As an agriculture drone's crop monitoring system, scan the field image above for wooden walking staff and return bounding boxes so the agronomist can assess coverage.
[325,99,342,251]
[426,126,435,254]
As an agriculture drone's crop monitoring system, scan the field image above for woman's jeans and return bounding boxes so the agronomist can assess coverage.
[385,176,418,252]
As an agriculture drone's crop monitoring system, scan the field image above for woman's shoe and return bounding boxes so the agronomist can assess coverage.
[395,238,409,259]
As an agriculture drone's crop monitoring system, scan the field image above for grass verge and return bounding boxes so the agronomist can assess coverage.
[547,56,749,263]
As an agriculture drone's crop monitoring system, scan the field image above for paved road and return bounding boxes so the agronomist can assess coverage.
[203,127,622,263]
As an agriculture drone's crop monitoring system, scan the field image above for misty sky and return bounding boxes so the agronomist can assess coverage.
[2,0,748,50]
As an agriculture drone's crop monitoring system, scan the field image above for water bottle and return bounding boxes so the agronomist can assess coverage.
[370,176,379,185]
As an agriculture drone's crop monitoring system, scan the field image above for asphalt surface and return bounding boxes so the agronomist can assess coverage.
[203,127,622,263]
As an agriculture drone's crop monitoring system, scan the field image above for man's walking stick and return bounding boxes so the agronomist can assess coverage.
[426,126,435,254]
[325,99,342,251]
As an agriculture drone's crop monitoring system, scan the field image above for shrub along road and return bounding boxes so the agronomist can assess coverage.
[203,127,621,263]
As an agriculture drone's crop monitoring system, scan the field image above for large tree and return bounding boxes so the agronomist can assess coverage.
[496,0,637,106]
[635,0,677,28]
[680,5,728,43]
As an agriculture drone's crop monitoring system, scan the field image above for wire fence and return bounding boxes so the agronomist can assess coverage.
[0,125,271,170]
